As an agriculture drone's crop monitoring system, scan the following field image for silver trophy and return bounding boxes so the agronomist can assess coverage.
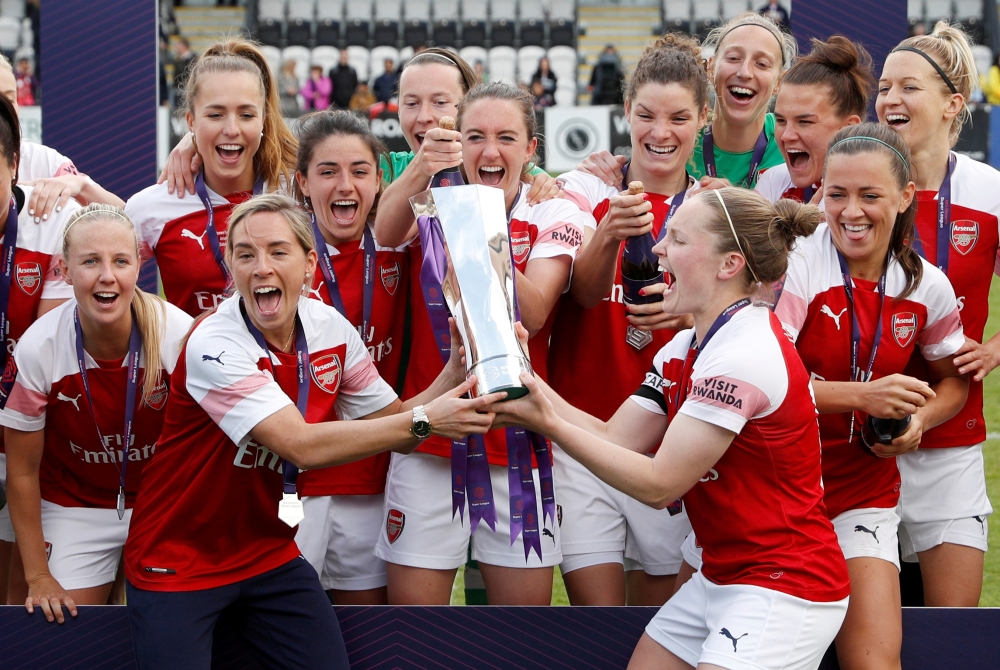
[411,184,532,399]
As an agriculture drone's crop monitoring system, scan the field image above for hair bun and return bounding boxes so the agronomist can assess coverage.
[772,199,821,249]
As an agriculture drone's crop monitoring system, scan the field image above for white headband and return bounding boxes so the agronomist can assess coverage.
[713,189,760,285]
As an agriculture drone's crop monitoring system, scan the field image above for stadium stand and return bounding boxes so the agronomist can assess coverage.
[315,0,343,46]
[433,0,461,48]
[488,45,518,83]
[347,44,371,81]
[404,0,432,47]
[693,0,722,39]
[518,45,547,84]
[369,44,401,74]
[345,0,373,46]
[283,44,312,85]
[311,45,341,76]
[460,45,489,71]
[374,0,402,46]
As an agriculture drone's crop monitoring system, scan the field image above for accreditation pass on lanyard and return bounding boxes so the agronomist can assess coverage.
[74,308,142,520]
[239,300,309,527]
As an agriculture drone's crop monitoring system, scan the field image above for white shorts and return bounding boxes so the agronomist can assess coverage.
[831,507,900,570]
[897,444,991,561]
[646,571,848,670]
[554,445,690,575]
[40,499,131,590]
[681,532,703,571]
[374,450,562,570]
[0,453,12,542]
[295,494,387,591]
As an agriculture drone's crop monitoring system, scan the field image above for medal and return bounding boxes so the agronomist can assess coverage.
[278,492,305,527]
[626,325,653,350]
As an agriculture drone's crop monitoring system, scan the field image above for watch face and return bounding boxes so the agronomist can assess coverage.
[413,420,432,439]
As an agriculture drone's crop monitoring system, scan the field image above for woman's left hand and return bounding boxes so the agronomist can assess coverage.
[875,413,925,457]
[486,371,557,433]
[625,283,693,331]
[524,171,561,205]
[953,336,1000,383]
[24,176,88,223]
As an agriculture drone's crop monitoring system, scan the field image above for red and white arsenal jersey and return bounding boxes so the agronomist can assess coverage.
[402,182,588,465]
[906,152,1000,448]
[754,163,818,204]
[125,182,259,317]
[0,300,192,508]
[19,141,77,182]
[298,227,409,497]
[549,169,694,422]
[124,295,396,591]
[633,306,850,602]
[775,224,965,518]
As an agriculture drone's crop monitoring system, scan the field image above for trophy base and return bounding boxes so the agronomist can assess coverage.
[469,355,533,400]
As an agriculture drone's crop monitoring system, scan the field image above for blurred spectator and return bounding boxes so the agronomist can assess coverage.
[279,59,301,117]
[173,38,196,97]
[911,22,927,36]
[372,59,399,103]
[329,50,358,110]
[757,1,789,29]
[15,58,37,107]
[981,52,1000,105]
[350,82,377,111]
[301,65,333,110]
[474,60,488,83]
[533,57,557,96]
[589,45,624,105]
[531,80,554,110]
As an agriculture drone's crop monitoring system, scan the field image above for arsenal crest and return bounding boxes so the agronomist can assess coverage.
[15,262,41,296]
[145,380,169,411]
[511,232,531,264]
[386,508,405,543]
[380,262,400,296]
[892,312,917,348]
[310,353,342,394]
[951,220,979,255]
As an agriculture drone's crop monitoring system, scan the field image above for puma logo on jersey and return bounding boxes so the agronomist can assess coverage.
[719,628,748,652]
[975,515,986,534]
[542,528,555,540]
[181,228,207,250]
[820,305,847,330]
[202,352,224,365]
[57,392,81,411]
[854,525,879,543]
[307,281,324,301]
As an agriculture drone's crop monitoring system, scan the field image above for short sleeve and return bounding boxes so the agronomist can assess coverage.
[184,326,294,447]
[915,264,965,361]
[334,319,397,420]
[678,332,784,434]
[527,199,589,262]
[556,170,611,228]
[0,321,54,430]
[774,242,811,342]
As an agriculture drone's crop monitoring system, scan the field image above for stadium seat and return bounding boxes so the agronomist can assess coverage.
[259,0,287,21]
[694,0,721,39]
[462,0,489,47]
[262,45,283,78]
[459,46,488,71]
[955,0,983,42]
[370,45,401,76]
[432,0,460,46]
[283,45,312,86]
[285,0,314,45]
[520,0,546,21]
[549,0,575,21]
[721,0,750,20]
[347,44,371,80]
[518,45,547,84]
[374,0,401,46]
[316,0,343,46]
[0,16,19,55]
[520,0,546,47]
[924,0,952,22]
[346,0,373,45]
[0,0,24,21]
[311,45,341,76]
[398,45,415,65]
[404,0,431,47]
[490,0,517,47]
[547,45,577,83]
[554,82,576,106]
[258,18,285,47]
[664,0,692,34]
[488,45,517,83]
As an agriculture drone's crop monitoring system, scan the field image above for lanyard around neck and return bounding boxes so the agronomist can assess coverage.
[703,124,769,187]
[195,171,264,285]
[311,216,376,343]
[911,153,956,276]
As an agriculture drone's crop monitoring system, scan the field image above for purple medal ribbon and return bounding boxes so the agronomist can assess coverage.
[311,216,376,344]
[703,125,769,188]
[195,171,265,286]
[803,186,815,203]
[0,196,18,373]
[836,251,888,446]
[74,308,141,520]
[239,299,309,495]
[911,153,955,275]
[415,212,497,534]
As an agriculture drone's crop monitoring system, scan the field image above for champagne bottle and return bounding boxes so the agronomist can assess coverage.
[860,414,912,455]
[430,116,464,188]
[620,181,664,306]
